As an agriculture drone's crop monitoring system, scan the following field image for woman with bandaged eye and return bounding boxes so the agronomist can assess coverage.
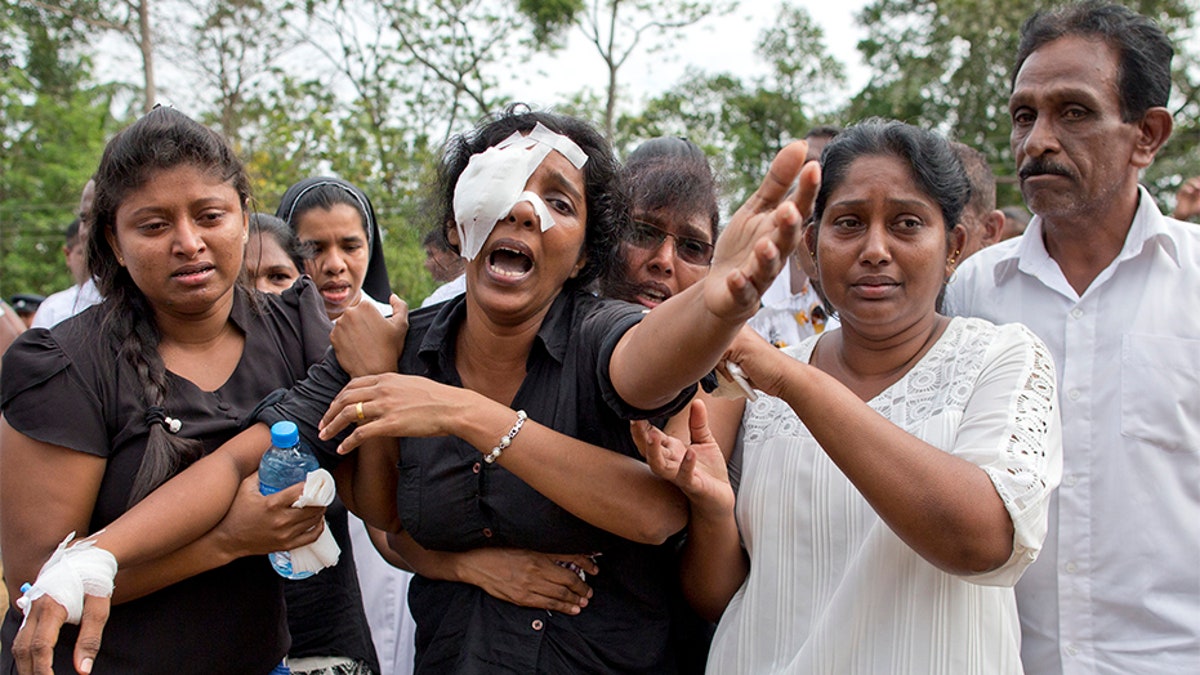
[10,105,818,674]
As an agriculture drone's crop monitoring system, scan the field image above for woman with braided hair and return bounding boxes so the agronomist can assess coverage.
[0,107,383,674]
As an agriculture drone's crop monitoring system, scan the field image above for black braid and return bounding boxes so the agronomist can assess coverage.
[105,274,204,508]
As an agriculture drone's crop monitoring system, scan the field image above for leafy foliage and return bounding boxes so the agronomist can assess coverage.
[0,1,121,299]
[848,0,1199,207]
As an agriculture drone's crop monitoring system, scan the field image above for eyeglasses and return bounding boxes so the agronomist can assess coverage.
[627,221,714,266]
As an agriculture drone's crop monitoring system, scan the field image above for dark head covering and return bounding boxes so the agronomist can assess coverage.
[275,177,391,304]
[9,294,44,316]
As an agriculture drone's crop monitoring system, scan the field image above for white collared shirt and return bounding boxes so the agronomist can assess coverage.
[945,186,1200,675]
[30,278,102,329]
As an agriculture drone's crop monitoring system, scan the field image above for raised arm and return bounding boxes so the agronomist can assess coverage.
[610,142,820,410]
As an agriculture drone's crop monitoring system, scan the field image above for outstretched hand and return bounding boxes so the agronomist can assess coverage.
[704,141,821,322]
[631,400,734,520]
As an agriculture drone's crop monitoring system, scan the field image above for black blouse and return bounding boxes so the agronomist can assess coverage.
[0,281,331,675]
[261,289,699,674]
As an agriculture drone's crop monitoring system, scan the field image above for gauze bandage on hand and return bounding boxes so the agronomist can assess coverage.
[17,532,118,624]
[453,122,589,261]
[288,468,340,574]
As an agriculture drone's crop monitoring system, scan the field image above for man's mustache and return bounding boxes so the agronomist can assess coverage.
[1019,159,1074,181]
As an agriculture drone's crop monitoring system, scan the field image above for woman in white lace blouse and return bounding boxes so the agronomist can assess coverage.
[634,119,1062,674]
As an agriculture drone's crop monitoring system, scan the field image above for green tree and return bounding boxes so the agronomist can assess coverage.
[0,1,120,300]
[26,0,159,111]
[848,0,1198,206]
[617,3,844,208]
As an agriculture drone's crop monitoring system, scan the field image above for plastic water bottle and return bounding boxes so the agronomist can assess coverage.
[259,420,320,580]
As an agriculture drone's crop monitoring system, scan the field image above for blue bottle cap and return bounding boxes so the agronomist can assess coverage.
[270,421,299,448]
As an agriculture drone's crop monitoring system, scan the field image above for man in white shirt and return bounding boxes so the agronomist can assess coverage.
[32,179,102,329]
[945,4,1199,673]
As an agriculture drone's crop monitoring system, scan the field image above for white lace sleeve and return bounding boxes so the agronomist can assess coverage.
[955,323,1062,586]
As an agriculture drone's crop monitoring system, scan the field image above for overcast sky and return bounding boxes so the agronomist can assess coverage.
[95,0,871,123]
[508,0,872,112]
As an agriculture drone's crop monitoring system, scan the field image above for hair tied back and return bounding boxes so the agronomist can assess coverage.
[145,406,182,434]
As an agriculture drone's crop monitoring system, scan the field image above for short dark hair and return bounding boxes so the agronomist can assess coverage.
[249,212,309,273]
[1013,1,1173,122]
[814,119,969,233]
[434,105,629,291]
[598,138,721,302]
[950,142,996,219]
[623,137,719,241]
[804,126,842,141]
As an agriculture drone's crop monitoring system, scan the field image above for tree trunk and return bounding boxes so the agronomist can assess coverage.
[138,0,155,111]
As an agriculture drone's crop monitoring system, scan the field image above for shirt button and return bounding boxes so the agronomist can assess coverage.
[482,528,493,538]
[531,619,544,631]
[1063,475,1078,487]
[472,462,481,474]
[1068,389,1081,401]
[1070,308,1084,319]
[1065,643,1079,656]
[1065,562,1078,574]
[217,401,231,411]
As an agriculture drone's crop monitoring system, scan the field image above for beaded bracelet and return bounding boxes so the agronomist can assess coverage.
[484,410,528,464]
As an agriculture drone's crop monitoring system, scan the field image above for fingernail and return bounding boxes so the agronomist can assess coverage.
[570,605,581,614]
[81,658,93,674]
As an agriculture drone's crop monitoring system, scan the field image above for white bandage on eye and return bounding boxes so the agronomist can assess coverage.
[17,532,118,625]
[452,122,589,261]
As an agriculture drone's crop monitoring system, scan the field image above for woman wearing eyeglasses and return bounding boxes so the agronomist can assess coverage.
[601,137,719,309]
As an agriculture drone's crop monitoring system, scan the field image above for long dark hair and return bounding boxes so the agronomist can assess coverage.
[86,106,252,506]
[432,104,629,291]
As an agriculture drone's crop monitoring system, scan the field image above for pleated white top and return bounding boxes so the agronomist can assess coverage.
[706,317,1062,675]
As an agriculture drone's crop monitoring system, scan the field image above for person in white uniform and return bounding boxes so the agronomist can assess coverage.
[635,119,1063,675]
[945,3,1200,673]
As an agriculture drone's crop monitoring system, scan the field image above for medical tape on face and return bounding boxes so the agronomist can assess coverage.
[452,122,589,261]
[16,532,118,625]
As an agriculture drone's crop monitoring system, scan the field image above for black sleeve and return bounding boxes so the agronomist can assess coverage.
[588,298,702,421]
[254,348,353,468]
[1,326,110,457]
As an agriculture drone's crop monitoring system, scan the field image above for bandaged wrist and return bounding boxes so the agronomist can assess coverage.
[17,532,118,624]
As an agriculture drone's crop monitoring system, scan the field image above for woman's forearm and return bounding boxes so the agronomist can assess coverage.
[770,357,1014,575]
[457,395,688,545]
[679,508,748,623]
[344,437,401,532]
[89,424,270,567]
